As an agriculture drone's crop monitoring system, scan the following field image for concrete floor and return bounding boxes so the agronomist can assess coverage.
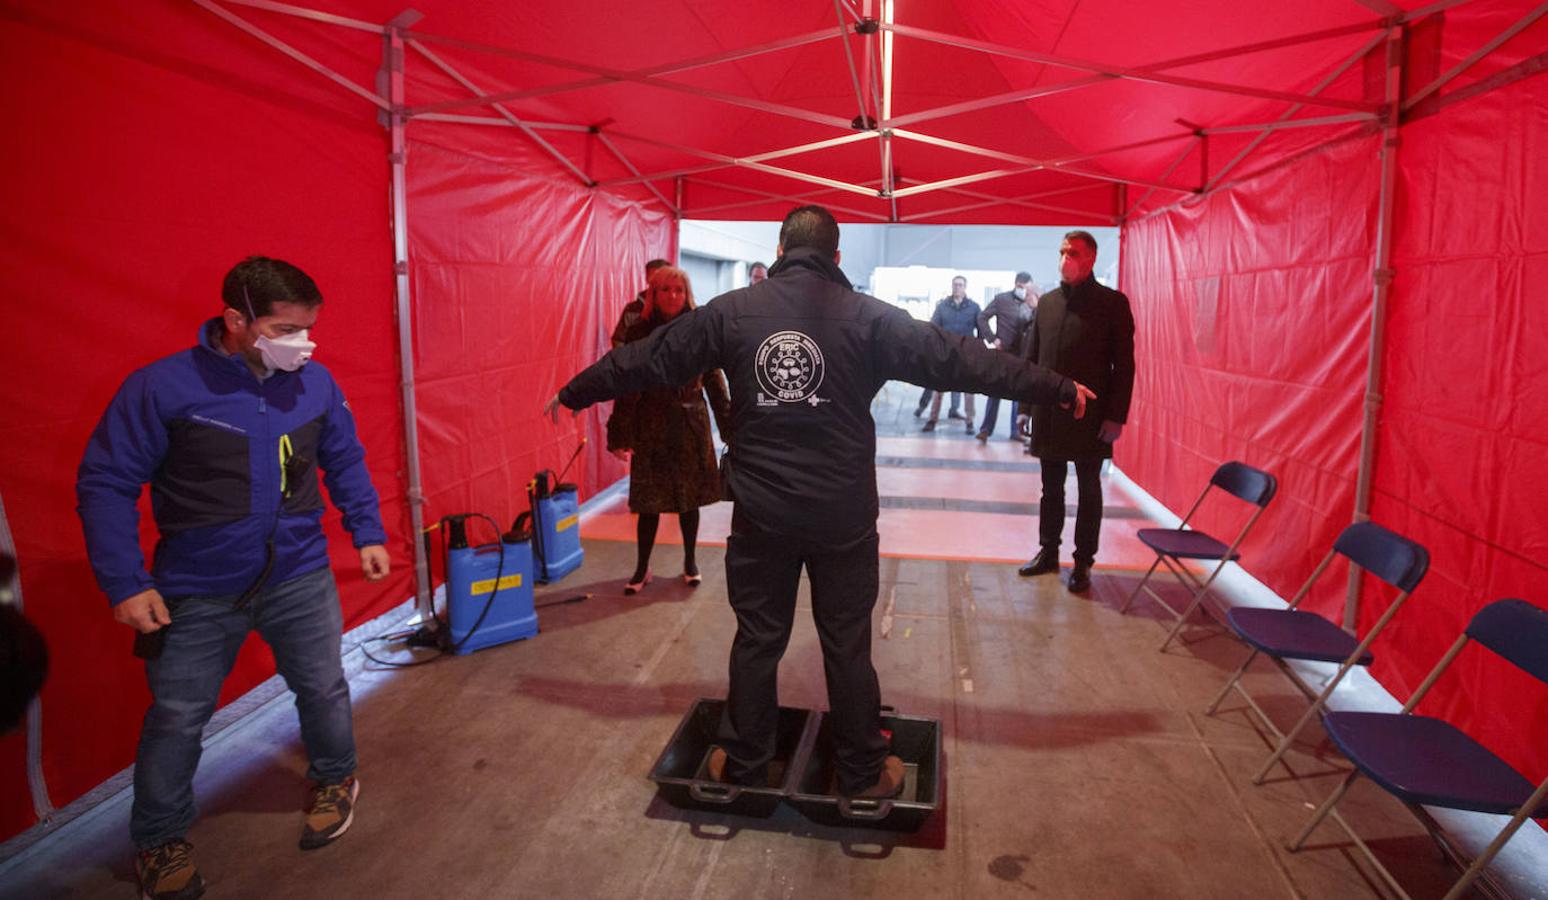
[1,385,1482,899]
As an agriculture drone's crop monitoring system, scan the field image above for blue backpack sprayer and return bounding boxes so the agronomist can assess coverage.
[440,513,538,655]
[519,439,587,584]
[434,440,587,655]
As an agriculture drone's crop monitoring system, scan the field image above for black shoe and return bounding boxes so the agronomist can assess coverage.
[1067,563,1092,593]
[913,405,925,418]
[1018,549,1059,577]
[975,431,989,443]
[921,420,936,432]
[965,422,975,434]
[947,411,964,420]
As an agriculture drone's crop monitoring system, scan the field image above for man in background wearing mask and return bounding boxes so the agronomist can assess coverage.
[975,271,1038,442]
[1017,232,1135,595]
[77,256,390,900]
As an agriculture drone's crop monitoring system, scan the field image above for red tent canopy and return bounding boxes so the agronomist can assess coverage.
[184,0,1544,224]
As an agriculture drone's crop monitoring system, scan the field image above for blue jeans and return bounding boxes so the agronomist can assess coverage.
[130,566,354,849]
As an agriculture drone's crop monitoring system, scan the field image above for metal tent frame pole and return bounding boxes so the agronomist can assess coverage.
[1345,25,1405,628]
[382,16,434,626]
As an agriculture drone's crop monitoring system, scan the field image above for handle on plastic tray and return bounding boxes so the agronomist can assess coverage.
[688,782,740,804]
[837,797,894,820]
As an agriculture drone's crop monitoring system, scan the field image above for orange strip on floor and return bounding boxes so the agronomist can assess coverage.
[579,435,1164,571]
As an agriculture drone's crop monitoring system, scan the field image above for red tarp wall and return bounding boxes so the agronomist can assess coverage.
[404,126,667,528]
[1119,133,1379,609]
[0,3,665,841]
[1119,78,1548,783]
[1368,71,1548,781]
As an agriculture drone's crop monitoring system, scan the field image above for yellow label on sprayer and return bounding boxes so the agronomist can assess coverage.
[556,515,578,532]
[470,574,523,595]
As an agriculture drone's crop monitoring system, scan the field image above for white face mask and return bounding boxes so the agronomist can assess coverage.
[1013,286,1027,299]
[256,330,316,371]
[243,285,316,372]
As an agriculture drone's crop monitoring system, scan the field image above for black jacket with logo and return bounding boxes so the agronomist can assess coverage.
[560,247,1075,544]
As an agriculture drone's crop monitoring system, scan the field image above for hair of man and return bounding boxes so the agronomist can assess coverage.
[779,205,841,258]
[221,256,322,320]
[1063,230,1098,254]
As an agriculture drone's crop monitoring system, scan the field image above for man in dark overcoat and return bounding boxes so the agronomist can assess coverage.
[1017,231,1135,593]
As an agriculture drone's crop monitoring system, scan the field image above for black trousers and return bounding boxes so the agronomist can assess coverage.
[716,516,888,794]
[1038,457,1104,566]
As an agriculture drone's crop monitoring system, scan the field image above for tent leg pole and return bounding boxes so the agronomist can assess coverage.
[384,24,434,627]
[1346,25,1403,630]
[1115,185,1128,290]
[671,177,684,263]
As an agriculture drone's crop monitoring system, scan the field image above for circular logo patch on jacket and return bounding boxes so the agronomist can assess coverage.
[755,330,825,403]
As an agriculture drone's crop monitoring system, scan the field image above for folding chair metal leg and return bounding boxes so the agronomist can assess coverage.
[1253,614,1394,784]
[1292,769,1414,900]
[1329,806,1414,900]
[1252,700,1324,784]
[1118,556,1163,614]
[1158,589,1204,652]
[1205,649,1258,715]
[1441,776,1548,900]
[1158,559,1229,652]
[1252,659,1344,783]
[1289,769,1360,850]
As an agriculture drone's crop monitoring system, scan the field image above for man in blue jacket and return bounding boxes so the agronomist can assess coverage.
[921,275,984,433]
[76,256,390,900]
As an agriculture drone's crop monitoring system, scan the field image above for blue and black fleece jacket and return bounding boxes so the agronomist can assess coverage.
[76,319,388,605]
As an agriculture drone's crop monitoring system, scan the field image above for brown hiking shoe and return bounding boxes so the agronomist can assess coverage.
[136,839,206,900]
[707,747,782,787]
[300,775,359,850]
[707,747,729,782]
[851,755,906,799]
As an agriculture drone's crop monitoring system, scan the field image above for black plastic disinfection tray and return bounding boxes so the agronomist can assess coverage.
[787,710,941,832]
[649,699,942,832]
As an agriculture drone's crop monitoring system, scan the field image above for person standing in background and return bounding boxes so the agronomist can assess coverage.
[1017,232,1135,594]
[922,275,984,433]
[606,265,733,594]
[976,271,1038,442]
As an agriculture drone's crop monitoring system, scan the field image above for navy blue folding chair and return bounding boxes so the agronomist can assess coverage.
[1118,462,1277,652]
[1289,598,1548,900]
[1205,521,1429,785]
